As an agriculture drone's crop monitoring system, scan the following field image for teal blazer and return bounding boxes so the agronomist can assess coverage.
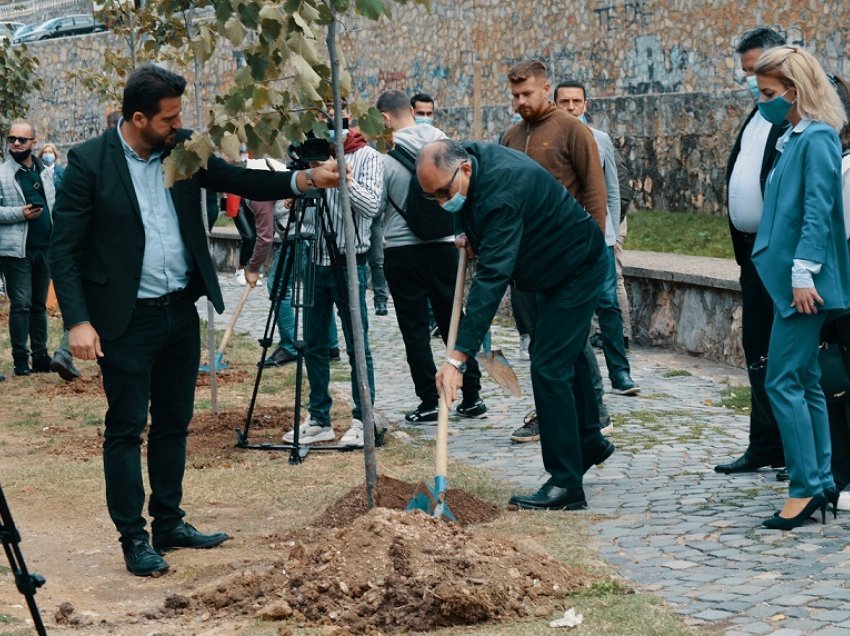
[752,120,850,318]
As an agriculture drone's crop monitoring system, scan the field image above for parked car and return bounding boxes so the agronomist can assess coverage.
[0,21,24,40]
[13,14,105,43]
[11,23,37,41]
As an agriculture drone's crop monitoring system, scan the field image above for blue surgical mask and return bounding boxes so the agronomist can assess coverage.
[414,116,433,126]
[441,192,466,213]
[758,91,794,125]
[41,153,55,166]
[328,129,349,142]
[511,113,523,125]
[746,75,760,100]
[578,113,588,124]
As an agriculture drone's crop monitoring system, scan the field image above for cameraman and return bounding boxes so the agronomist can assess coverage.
[282,106,384,448]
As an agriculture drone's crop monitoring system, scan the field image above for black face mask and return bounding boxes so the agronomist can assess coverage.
[9,148,32,163]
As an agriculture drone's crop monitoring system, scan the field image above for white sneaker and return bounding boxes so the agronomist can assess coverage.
[235,268,247,286]
[339,418,364,448]
[282,420,335,444]
[838,491,850,511]
[255,278,263,287]
[519,334,531,360]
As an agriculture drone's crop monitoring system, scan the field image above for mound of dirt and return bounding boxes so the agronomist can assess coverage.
[43,375,103,397]
[313,475,501,528]
[195,368,253,387]
[188,507,589,633]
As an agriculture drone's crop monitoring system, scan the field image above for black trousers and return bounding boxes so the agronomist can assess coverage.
[739,247,784,462]
[0,247,51,365]
[384,242,481,408]
[531,248,609,487]
[98,298,199,543]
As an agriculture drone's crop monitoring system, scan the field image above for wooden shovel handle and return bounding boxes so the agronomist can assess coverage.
[218,285,252,355]
[436,249,468,480]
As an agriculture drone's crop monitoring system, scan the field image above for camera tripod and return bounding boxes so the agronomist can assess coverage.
[0,482,47,635]
[235,185,384,463]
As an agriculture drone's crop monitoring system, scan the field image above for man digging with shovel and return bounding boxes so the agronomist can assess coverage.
[418,139,615,511]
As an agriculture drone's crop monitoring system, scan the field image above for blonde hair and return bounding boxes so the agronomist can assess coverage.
[755,46,847,132]
[39,143,58,158]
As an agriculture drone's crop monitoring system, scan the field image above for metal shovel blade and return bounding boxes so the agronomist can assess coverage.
[198,352,229,374]
[476,349,521,397]
[405,481,457,522]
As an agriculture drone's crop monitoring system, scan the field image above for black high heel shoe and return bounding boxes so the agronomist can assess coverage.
[762,494,827,530]
[824,487,839,519]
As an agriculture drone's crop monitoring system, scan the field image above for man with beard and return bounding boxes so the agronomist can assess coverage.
[0,120,56,377]
[50,64,343,577]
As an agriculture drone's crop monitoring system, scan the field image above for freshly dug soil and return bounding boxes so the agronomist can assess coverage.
[43,374,104,397]
[195,367,253,387]
[188,507,589,633]
[313,475,501,528]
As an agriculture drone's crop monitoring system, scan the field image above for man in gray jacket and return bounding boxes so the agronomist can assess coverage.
[555,80,638,397]
[376,90,486,422]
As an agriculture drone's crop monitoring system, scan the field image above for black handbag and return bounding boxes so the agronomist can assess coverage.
[820,341,850,404]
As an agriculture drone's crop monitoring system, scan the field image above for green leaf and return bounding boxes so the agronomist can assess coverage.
[246,52,270,81]
[220,130,242,162]
[184,131,216,169]
[223,16,246,45]
[224,90,245,113]
[236,1,261,28]
[355,0,387,19]
[214,0,233,22]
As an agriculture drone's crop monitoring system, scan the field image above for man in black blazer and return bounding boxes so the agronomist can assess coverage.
[714,28,789,480]
[50,64,343,576]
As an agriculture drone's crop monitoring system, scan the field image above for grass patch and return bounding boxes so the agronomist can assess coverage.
[626,210,733,259]
[717,386,751,414]
[663,369,692,378]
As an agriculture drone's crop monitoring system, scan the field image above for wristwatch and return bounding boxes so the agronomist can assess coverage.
[445,357,467,374]
[304,169,316,188]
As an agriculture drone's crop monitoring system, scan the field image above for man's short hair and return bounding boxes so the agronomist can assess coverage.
[417,139,469,172]
[507,60,548,84]
[554,79,587,101]
[735,27,786,55]
[410,93,434,108]
[122,64,187,121]
[106,110,121,130]
[377,90,411,114]
[9,119,35,137]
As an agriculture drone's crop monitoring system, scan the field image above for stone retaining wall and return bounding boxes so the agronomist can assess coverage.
[17,1,850,215]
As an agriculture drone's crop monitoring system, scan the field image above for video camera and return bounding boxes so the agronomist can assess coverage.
[286,118,350,169]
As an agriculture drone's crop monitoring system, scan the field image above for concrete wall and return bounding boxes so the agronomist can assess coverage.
[19,0,850,213]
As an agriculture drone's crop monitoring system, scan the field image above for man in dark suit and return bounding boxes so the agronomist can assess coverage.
[714,28,789,481]
[50,65,342,576]
[419,140,613,511]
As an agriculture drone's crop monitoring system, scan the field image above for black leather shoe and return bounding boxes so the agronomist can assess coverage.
[31,356,52,373]
[259,348,296,368]
[375,303,388,316]
[50,350,81,381]
[714,454,784,474]
[14,366,31,376]
[152,523,230,553]
[776,469,790,482]
[328,347,341,361]
[122,537,169,577]
[509,483,587,510]
[583,440,615,473]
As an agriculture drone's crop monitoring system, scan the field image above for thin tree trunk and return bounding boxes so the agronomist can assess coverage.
[327,16,377,508]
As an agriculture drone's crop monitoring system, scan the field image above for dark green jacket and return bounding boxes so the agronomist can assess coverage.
[455,142,604,355]
[50,128,298,340]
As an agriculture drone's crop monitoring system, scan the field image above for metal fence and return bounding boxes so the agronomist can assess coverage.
[0,0,87,21]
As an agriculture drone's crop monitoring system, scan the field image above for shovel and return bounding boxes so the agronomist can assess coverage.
[406,249,469,522]
[199,285,252,373]
[476,340,522,397]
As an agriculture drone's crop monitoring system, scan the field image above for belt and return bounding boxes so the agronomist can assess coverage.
[135,289,188,308]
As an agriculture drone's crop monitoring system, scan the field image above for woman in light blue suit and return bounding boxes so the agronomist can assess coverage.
[752,46,850,529]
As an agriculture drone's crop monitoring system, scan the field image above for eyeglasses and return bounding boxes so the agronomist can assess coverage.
[7,136,34,145]
[423,164,462,201]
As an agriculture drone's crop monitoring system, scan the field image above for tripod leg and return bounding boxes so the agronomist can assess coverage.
[0,485,47,636]
[239,206,299,445]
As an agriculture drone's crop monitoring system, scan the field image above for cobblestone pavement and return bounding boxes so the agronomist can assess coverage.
[202,275,850,636]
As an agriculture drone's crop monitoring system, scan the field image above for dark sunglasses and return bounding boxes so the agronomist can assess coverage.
[7,136,34,145]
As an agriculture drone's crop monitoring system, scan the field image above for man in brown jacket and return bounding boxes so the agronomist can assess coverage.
[501,59,609,444]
